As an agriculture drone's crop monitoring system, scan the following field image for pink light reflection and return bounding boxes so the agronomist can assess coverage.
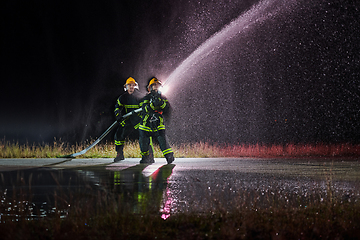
[160,165,175,220]
[161,187,172,220]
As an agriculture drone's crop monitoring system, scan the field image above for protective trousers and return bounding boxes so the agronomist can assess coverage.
[139,129,173,157]
[114,121,138,152]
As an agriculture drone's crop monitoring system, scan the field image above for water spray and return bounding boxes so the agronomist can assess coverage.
[159,84,171,96]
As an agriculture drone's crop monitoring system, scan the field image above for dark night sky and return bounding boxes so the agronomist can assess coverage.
[1,0,359,145]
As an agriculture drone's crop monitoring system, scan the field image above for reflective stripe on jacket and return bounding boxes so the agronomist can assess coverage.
[115,91,142,127]
[139,92,170,132]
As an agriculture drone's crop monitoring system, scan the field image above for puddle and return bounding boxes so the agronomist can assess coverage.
[1,160,360,221]
[0,164,175,221]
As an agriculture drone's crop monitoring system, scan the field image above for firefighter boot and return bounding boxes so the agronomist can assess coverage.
[114,145,125,162]
[165,152,175,164]
[140,152,154,164]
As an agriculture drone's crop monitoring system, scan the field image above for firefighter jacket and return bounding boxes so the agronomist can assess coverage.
[139,91,171,132]
[114,90,142,128]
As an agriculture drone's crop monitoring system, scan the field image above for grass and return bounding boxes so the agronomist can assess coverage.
[1,139,360,158]
[2,206,360,239]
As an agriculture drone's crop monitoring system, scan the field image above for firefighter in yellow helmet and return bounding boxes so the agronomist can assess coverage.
[113,77,143,162]
[138,77,174,164]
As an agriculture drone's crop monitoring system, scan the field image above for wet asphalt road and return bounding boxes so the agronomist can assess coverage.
[1,157,360,216]
[1,157,360,180]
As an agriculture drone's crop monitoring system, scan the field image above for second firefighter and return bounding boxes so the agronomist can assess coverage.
[139,77,175,164]
[114,77,142,162]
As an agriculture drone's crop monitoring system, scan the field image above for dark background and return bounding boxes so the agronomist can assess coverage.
[1,0,359,145]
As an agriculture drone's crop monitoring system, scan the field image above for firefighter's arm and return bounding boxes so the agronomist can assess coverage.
[140,99,152,113]
[158,96,169,111]
[149,92,167,110]
[114,98,124,121]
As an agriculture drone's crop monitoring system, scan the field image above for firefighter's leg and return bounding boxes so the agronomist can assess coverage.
[156,130,174,164]
[114,126,125,162]
[148,136,155,162]
[139,130,154,163]
[114,121,134,162]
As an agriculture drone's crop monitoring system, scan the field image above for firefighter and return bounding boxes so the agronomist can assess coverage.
[113,77,143,162]
[138,77,175,164]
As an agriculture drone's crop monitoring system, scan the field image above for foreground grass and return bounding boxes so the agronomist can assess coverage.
[1,139,360,158]
[1,190,360,240]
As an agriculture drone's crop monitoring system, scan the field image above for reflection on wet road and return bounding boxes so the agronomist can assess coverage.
[0,158,359,219]
[106,163,175,218]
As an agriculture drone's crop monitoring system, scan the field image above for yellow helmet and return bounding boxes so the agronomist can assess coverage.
[146,77,162,92]
[123,77,138,91]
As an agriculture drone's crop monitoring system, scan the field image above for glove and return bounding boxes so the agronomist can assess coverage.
[151,91,163,107]
[152,97,161,107]
[116,113,123,122]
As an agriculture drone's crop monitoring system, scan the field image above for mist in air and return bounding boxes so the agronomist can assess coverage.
[162,0,360,144]
[1,0,359,145]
